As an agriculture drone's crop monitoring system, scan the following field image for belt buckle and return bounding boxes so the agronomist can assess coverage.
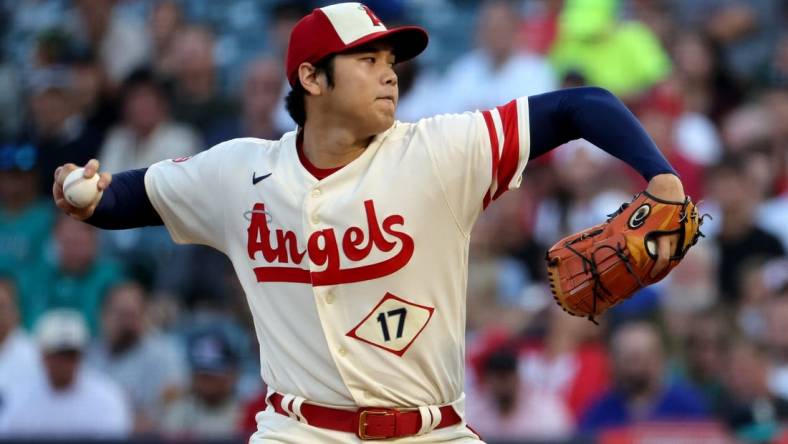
[358,409,397,440]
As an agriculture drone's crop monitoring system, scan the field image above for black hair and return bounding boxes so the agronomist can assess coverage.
[119,67,171,109]
[285,56,335,127]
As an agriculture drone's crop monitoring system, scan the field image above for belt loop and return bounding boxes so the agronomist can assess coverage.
[281,393,297,420]
[264,386,276,412]
[292,396,308,424]
[428,405,442,430]
[417,406,432,435]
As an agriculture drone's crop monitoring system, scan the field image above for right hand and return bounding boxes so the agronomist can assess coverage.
[52,159,112,220]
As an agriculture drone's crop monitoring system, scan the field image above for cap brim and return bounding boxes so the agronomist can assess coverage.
[336,25,429,65]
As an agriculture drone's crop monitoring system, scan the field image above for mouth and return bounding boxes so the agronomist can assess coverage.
[376,95,395,104]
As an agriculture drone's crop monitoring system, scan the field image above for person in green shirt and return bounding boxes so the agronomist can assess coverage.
[23,214,125,334]
[549,0,672,99]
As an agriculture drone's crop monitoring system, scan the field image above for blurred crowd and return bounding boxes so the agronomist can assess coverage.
[0,0,786,443]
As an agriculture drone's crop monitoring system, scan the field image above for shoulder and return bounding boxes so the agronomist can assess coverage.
[209,133,293,157]
[664,382,708,410]
[79,368,127,406]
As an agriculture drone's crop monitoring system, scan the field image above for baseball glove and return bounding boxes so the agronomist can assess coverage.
[545,191,705,323]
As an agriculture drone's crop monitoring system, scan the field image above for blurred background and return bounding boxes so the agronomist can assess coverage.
[0,0,786,443]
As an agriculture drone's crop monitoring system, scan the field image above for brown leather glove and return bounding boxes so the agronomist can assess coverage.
[545,191,705,322]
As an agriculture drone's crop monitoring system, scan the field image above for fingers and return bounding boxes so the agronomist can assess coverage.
[54,163,77,187]
[97,172,112,190]
[83,159,100,178]
[51,160,104,221]
[650,235,673,278]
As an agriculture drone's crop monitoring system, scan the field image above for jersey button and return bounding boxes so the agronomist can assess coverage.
[311,189,321,198]
[338,347,347,356]
[325,292,335,304]
[311,214,319,224]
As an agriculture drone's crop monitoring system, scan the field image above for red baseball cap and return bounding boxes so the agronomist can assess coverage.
[286,2,429,87]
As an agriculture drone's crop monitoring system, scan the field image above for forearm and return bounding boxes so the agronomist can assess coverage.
[528,87,676,181]
[85,168,164,229]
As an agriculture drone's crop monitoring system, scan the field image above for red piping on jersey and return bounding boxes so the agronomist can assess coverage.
[481,110,499,210]
[297,131,343,180]
[492,99,520,201]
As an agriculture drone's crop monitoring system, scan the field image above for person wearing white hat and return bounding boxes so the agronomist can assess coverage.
[0,309,132,438]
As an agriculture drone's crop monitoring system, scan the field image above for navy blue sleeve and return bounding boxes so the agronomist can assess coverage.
[85,168,163,229]
[528,87,676,181]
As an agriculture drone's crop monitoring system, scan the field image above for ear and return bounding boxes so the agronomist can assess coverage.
[298,63,323,96]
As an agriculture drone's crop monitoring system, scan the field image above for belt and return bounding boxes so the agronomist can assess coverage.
[268,392,462,440]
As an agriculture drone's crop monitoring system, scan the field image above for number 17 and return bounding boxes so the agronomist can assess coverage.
[376,308,407,341]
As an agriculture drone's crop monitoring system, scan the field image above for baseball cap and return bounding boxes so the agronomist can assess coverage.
[0,143,38,172]
[285,2,428,87]
[35,309,89,352]
[187,329,240,374]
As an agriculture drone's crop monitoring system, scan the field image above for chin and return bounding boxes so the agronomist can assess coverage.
[366,115,395,135]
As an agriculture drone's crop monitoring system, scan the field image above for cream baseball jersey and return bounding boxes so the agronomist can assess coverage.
[144,98,530,408]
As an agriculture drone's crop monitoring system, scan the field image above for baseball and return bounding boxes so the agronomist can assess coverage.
[63,168,103,208]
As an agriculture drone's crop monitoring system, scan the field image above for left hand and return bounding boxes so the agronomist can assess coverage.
[645,174,686,277]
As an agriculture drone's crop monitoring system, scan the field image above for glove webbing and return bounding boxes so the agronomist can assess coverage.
[563,237,644,324]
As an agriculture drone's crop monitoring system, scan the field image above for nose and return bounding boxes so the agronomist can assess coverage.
[383,67,397,86]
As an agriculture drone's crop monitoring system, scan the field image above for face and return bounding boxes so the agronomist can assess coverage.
[102,284,146,353]
[308,44,398,137]
[55,216,98,273]
[151,1,182,48]
[173,28,215,80]
[43,349,81,390]
[477,2,518,61]
[243,59,284,119]
[124,85,167,136]
[686,315,725,380]
[30,89,72,137]
[612,323,664,396]
[192,371,237,406]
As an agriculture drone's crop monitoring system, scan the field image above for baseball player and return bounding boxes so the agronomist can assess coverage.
[53,3,687,443]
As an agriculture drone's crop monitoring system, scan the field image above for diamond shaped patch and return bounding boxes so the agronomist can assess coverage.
[346,293,434,357]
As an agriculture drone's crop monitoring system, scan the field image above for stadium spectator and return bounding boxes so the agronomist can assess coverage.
[160,328,243,439]
[675,309,732,414]
[0,309,131,438]
[764,288,788,400]
[99,68,200,173]
[669,31,743,124]
[440,0,556,114]
[23,68,105,195]
[519,305,611,420]
[148,0,184,79]
[205,57,287,147]
[579,321,708,434]
[168,25,238,139]
[719,337,788,443]
[706,155,785,302]
[0,143,54,319]
[71,0,150,85]
[466,347,573,440]
[550,0,671,99]
[0,277,43,423]
[24,214,125,333]
[676,0,783,85]
[86,281,187,434]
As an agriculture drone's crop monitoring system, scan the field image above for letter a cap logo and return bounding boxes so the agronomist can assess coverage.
[285,2,429,87]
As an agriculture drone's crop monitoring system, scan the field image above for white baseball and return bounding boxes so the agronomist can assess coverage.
[63,167,103,208]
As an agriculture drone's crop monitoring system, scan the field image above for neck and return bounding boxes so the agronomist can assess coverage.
[301,121,374,169]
